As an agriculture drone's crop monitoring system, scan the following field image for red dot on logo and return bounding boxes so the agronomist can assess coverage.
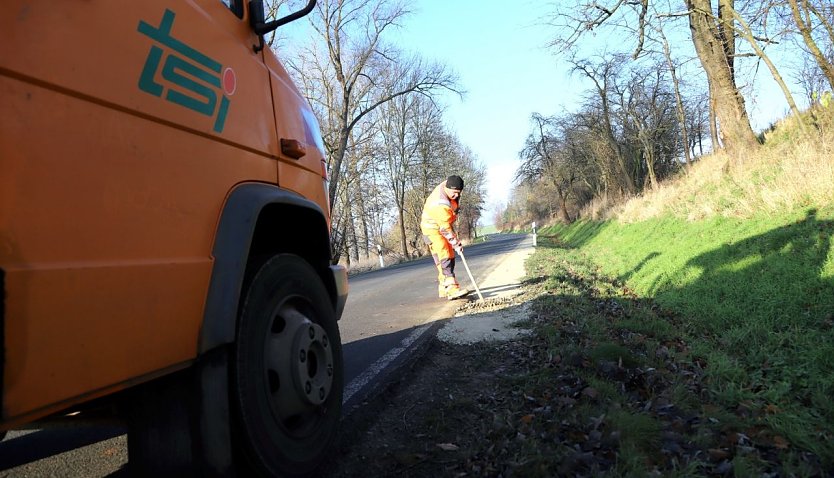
[223,68,237,96]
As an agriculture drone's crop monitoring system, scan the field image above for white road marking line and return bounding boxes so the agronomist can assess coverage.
[343,323,431,404]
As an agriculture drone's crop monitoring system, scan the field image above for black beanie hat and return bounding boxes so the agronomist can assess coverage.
[446,175,464,191]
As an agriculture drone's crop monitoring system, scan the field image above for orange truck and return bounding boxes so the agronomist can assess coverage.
[0,0,347,475]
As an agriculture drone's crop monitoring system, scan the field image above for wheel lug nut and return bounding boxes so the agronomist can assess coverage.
[322,335,328,347]
[319,388,326,400]
[305,381,312,394]
[300,350,306,362]
[308,326,316,339]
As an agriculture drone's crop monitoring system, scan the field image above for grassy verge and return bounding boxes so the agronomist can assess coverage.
[531,205,834,473]
[331,217,832,476]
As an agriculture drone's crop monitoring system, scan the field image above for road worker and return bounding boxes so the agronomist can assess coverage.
[420,175,470,300]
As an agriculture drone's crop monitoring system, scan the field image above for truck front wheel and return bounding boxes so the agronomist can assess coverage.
[233,254,343,476]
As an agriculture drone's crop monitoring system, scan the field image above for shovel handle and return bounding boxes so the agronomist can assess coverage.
[458,250,484,301]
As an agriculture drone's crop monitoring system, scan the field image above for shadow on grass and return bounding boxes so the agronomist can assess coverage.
[665,209,833,330]
[658,209,834,464]
[541,209,833,331]
[536,208,834,466]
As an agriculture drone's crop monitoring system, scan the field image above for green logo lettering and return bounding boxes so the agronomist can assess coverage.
[138,9,230,133]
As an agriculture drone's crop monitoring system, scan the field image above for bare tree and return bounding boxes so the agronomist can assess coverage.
[650,16,694,166]
[517,113,578,221]
[301,0,460,213]
[548,0,760,152]
[687,0,761,150]
[686,92,711,156]
[620,66,680,190]
[377,89,422,257]
[724,4,804,120]
[795,54,833,105]
[572,55,639,195]
[786,0,834,90]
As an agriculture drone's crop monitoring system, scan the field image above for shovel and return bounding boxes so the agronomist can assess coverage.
[457,248,484,302]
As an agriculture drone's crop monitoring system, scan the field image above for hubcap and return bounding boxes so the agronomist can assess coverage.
[265,302,334,428]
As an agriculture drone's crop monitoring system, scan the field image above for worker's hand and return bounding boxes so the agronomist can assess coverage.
[454,244,463,255]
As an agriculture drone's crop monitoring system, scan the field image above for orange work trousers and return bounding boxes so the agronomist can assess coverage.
[423,232,457,285]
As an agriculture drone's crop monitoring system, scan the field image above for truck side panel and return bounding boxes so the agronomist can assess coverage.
[0,2,277,152]
[0,1,281,425]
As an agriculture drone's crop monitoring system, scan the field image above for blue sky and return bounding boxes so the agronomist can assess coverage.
[390,1,576,219]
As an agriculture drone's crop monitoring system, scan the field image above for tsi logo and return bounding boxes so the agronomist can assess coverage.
[137,9,236,133]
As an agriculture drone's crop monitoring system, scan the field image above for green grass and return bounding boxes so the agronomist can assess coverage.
[477,223,499,236]
[534,204,834,467]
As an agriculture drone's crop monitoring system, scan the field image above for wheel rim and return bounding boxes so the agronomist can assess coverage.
[264,299,335,435]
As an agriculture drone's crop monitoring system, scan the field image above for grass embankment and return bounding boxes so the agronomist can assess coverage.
[513,107,834,474]
[335,220,832,476]
[527,206,834,474]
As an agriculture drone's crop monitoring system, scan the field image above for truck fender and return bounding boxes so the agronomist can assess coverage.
[198,182,333,354]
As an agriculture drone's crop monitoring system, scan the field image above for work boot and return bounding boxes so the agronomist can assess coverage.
[445,285,470,300]
[438,284,446,298]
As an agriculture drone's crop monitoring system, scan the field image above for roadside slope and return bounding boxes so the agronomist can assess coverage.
[329,223,832,476]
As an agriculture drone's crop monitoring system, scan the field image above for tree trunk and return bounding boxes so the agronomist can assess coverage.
[687,0,759,152]
[708,80,720,149]
[398,206,409,258]
[717,0,735,79]
[347,200,359,263]
[788,0,834,91]
[729,6,803,122]
[660,31,692,167]
[646,149,658,190]
[328,126,350,212]
[556,186,572,222]
[353,182,371,258]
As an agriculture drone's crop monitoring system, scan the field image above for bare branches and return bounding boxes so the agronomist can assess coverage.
[787,0,834,90]
[633,0,650,59]
[547,1,761,151]
[546,0,630,53]
[281,0,479,261]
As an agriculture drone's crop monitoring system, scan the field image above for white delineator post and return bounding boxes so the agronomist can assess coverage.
[376,244,384,268]
[532,221,537,247]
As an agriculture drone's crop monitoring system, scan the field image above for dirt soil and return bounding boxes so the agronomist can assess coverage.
[328,245,547,477]
[330,297,536,478]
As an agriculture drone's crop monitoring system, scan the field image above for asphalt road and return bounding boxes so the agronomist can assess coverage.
[340,233,529,411]
[0,233,529,476]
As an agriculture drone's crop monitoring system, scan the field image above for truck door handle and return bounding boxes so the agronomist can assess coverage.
[280,138,307,159]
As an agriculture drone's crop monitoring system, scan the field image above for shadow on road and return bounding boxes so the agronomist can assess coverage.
[0,426,125,471]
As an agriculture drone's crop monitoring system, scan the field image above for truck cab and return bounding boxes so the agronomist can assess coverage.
[0,0,346,475]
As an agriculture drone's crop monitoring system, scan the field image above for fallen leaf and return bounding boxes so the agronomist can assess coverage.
[101,448,118,457]
[708,448,731,461]
[772,435,790,449]
[437,443,459,451]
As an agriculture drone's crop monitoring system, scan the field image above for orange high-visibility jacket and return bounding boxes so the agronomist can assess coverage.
[420,181,459,247]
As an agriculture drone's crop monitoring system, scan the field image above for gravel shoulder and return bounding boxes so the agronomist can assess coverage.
[329,244,537,477]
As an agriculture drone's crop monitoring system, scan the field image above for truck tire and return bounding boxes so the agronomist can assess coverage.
[233,254,343,477]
